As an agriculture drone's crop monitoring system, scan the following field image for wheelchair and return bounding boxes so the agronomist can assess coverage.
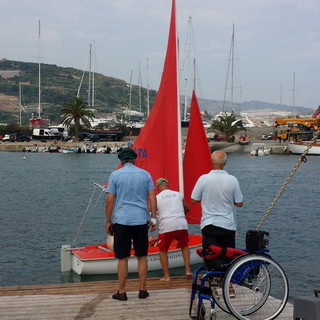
[189,230,289,320]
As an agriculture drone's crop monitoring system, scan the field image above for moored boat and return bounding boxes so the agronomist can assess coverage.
[238,134,250,145]
[61,234,202,275]
[288,141,320,155]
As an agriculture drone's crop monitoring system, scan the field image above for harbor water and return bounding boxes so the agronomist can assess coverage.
[0,151,319,302]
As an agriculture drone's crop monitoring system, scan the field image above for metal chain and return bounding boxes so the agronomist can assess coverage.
[256,131,320,231]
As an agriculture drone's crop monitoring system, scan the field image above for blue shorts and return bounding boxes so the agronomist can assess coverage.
[113,223,149,259]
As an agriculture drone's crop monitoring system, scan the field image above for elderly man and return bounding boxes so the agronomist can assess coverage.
[106,147,157,301]
[191,150,243,251]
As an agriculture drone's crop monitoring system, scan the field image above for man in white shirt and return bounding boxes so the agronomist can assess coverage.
[191,150,243,250]
[156,178,192,281]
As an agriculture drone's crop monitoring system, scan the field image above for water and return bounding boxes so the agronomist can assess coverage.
[0,151,319,302]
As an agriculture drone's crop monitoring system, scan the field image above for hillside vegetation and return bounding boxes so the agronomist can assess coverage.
[0,59,156,125]
[0,59,314,126]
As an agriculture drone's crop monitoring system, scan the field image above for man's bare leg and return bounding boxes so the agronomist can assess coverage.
[137,255,148,290]
[182,246,192,277]
[159,251,170,281]
[117,257,129,293]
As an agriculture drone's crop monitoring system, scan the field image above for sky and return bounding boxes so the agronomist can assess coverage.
[1,0,320,110]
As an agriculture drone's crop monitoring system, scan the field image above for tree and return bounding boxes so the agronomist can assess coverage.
[60,97,95,141]
[208,111,245,141]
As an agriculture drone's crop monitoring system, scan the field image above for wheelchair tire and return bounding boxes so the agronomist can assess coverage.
[222,253,289,320]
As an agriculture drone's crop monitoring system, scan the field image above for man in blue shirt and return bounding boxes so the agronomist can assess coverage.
[106,147,157,301]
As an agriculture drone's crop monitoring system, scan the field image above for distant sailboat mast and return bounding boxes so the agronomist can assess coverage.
[181,16,195,122]
[92,42,95,110]
[292,72,296,115]
[138,63,142,114]
[77,42,95,105]
[38,20,41,118]
[146,58,150,117]
[88,44,92,107]
[223,24,236,111]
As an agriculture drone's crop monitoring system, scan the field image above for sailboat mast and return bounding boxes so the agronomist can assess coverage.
[223,24,235,111]
[292,72,296,115]
[92,42,95,110]
[181,16,195,122]
[38,20,41,118]
[88,44,92,107]
[231,23,235,110]
[128,70,133,121]
[138,63,142,114]
[146,58,150,117]
[19,82,22,125]
[174,0,183,193]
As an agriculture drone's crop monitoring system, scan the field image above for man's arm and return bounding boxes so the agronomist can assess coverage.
[183,199,190,213]
[105,193,115,235]
[191,198,200,204]
[148,189,157,231]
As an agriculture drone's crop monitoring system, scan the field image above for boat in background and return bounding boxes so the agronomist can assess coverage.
[238,133,250,145]
[288,141,320,155]
[61,0,207,275]
[250,143,270,156]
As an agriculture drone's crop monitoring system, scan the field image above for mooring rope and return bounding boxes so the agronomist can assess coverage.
[256,131,320,231]
[72,183,105,246]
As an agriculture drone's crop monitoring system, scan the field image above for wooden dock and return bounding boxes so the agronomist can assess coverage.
[0,276,293,319]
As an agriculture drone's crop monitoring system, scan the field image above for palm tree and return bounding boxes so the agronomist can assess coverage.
[60,97,95,141]
[209,111,245,141]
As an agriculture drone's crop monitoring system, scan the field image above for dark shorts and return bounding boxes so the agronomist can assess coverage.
[113,223,149,259]
[157,229,189,251]
[201,225,236,250]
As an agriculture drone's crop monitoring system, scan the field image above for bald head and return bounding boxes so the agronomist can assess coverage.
[211,150,227,169]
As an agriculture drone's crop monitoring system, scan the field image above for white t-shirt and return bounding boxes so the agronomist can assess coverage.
[156,189,188,233]
[191,170,243,231]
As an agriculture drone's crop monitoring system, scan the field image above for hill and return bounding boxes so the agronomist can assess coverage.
[0,59,315,125]
[0,59,156,125]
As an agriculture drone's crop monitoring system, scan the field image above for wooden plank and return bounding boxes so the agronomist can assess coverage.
[0,277,293,319]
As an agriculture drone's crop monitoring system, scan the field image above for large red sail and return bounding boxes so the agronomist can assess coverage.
[131,0,182,192]
[183,90,212,224]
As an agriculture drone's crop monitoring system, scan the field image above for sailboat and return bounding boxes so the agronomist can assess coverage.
[61,0,210,275]
[29,20,49,129]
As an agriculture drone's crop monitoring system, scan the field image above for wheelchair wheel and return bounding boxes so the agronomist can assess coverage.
[222,253,288,320]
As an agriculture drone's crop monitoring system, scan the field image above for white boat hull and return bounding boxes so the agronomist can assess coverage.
[288,142,320,155]
[61,235,203,275]
[71,247,201,275]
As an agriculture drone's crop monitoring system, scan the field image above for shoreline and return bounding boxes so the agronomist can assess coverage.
[0,139,289,154]
[0,127,289,154]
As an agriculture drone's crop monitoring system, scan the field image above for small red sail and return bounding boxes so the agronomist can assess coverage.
[183,90,212,224]
[131,0,182,192]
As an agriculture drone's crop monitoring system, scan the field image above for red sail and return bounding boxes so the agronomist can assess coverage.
[131,0,182,192]
[183,90,212,224]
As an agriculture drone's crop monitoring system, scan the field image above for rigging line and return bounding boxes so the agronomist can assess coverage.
[72,184,105,246]
[256,131,320,231]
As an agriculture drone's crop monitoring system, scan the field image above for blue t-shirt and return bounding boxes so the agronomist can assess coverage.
[106,162,154,225]
[191,170,243,231]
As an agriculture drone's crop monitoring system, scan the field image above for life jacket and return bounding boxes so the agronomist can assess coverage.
[197,245,246,261]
